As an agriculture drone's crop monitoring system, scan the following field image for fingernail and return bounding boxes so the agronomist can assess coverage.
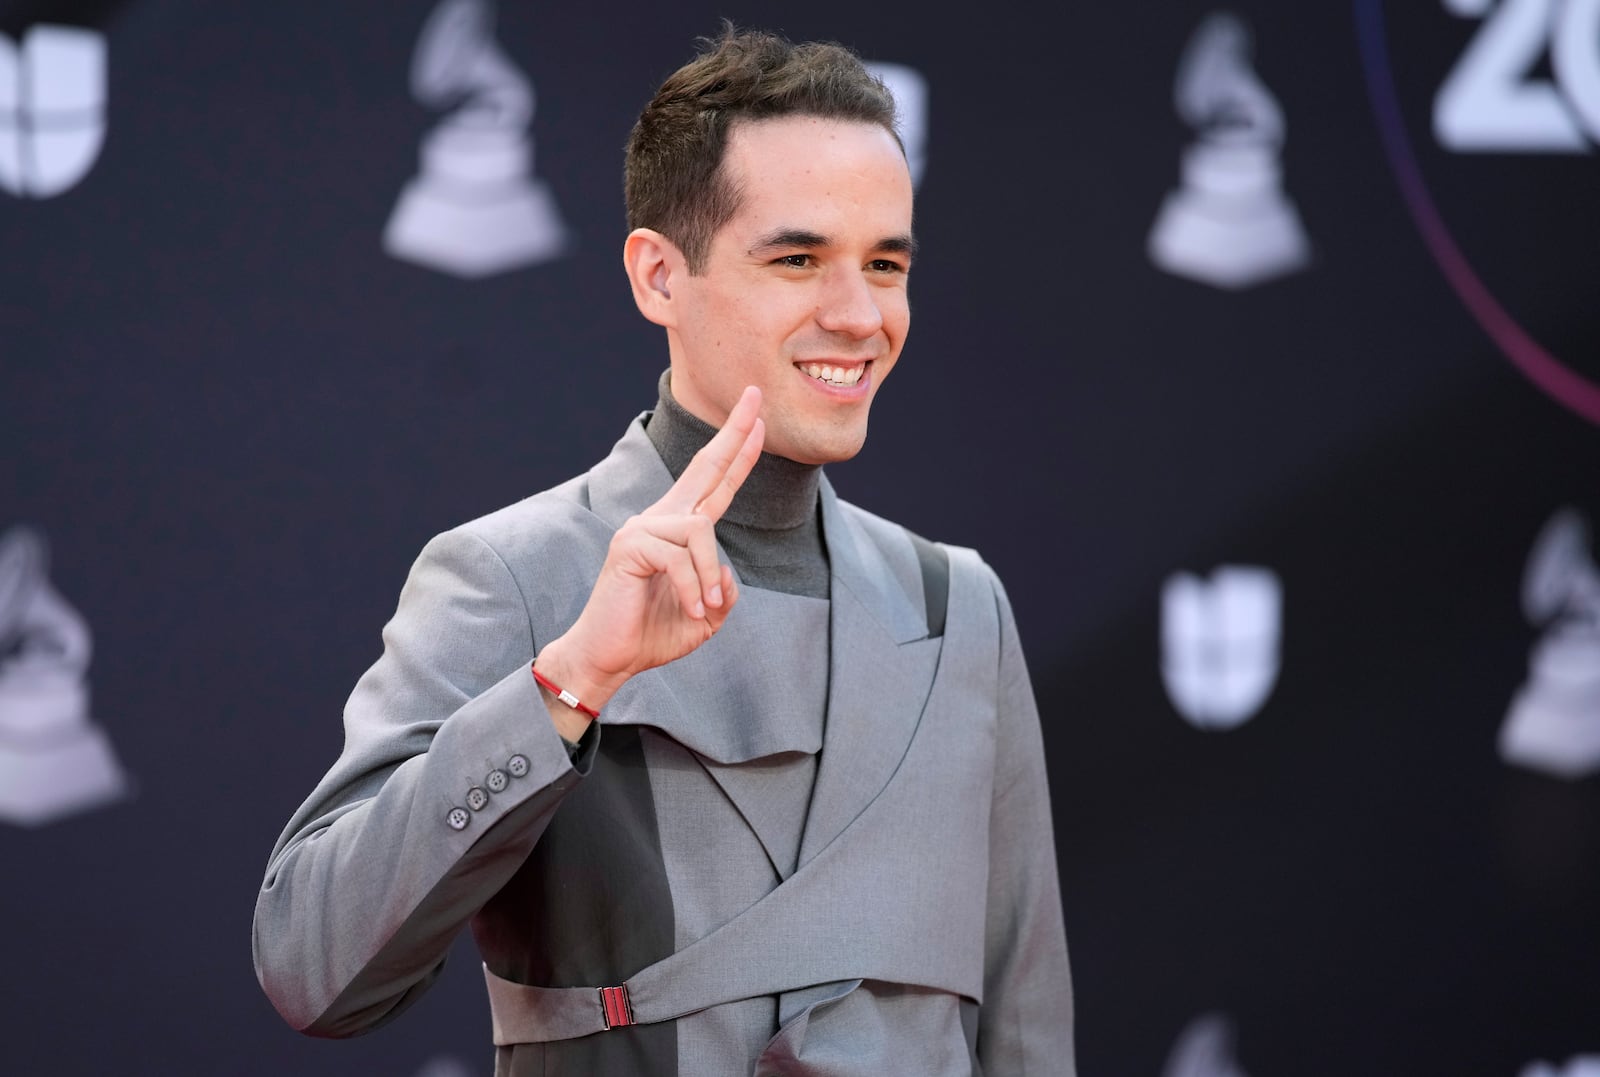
[708,584,723,607]
[693,600,705,619]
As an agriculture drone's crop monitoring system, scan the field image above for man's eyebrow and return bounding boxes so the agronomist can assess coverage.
[875,233,918,259]
[749,229,830,256]
[747,229,919,259]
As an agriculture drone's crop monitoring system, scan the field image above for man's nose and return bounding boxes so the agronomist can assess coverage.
[815,268,884,339]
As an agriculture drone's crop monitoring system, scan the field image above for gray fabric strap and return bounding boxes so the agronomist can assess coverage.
[482,775,978,1044]
[483,534,969,1047]
[485,976,612,1043]
[484,902,973,1045]
[906,531,949,639]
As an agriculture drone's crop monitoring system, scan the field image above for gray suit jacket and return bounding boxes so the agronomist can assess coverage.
[253,417,1074,1076]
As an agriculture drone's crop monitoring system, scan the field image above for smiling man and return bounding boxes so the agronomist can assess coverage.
[629,114,913,468]
[254,26,1073,1076]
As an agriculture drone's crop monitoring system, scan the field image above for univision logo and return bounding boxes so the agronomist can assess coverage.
[1160,566,1283,731]
[865,61,929,189]
[0,25,107,199]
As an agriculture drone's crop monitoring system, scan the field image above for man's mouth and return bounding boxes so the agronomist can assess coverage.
[797,361,868,387]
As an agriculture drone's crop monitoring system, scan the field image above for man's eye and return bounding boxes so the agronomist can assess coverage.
[777,254,812,268]
[868,259,906,274]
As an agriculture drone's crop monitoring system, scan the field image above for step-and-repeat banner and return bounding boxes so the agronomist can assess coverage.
[4,0,1597,1073]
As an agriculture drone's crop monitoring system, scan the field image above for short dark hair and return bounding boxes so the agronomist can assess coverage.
[624,24,902,273]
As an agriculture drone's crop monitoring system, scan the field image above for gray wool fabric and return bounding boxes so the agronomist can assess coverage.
[644,370,830,600]
[644,371,830,895]
[251,412,1077,1073]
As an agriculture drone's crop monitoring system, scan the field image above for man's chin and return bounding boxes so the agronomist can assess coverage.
[772,434,868,467]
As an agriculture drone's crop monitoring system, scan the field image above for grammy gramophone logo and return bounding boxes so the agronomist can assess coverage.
[1499,507,1600,779]
[0,525,127,826]
[383,0,570,278]
[1148,12,1311,290]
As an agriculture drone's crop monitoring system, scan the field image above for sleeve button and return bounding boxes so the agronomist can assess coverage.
[507,754,530,778]
[485,769,509,793]
[446,807,471,831]
[466,786,488,811]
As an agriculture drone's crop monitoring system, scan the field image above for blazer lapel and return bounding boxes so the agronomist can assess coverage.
[583,422,944,874]
[585,414,671,532]
[796,479,944,869]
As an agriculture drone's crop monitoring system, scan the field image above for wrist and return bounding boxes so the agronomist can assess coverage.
[532,637,625,719]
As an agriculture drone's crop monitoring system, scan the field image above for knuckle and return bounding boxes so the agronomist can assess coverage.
[608,521,640,550]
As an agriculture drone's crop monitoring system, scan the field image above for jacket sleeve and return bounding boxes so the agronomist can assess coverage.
[252,528,593,1037]
[978,571,1076,1075]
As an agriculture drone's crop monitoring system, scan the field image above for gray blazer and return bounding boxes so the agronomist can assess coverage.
[253,417,1074,1076]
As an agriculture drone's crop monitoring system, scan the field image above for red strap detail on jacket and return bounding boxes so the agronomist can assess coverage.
[599,985,634,1029]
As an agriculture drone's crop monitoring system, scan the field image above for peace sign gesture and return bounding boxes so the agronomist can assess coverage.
[532,387,765,739]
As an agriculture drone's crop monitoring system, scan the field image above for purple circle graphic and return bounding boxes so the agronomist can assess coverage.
[1354,0,1600,426]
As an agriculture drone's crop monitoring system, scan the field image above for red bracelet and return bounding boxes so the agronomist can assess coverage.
[531,663,601,719]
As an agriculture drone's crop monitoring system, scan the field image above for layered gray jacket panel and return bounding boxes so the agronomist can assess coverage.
[252,417,1074,1076]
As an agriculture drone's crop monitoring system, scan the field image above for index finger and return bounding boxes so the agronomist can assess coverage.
[654,386,764,518]
[693,416,764,523]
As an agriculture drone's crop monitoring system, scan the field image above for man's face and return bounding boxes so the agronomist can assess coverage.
[665,116,914,466]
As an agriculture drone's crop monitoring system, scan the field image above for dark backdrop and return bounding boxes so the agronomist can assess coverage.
[3,1,1597,1073]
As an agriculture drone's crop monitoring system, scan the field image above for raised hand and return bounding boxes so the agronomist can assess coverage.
[532,387,765,734]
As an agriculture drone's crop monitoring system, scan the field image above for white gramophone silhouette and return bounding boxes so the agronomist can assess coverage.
[1499,508,1600,779]
[1147,12,1310,290]
[383,0,569,278]
[0,526,127,825]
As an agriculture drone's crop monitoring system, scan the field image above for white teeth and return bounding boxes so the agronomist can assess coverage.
[800,362,865,387]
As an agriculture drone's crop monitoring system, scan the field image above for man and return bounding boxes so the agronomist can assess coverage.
[254,26,1073,1076]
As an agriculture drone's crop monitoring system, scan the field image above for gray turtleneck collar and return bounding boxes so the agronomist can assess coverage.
[645,370,830,599]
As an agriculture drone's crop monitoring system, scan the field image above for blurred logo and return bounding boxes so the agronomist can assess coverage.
[383,0,570,278]
[1522,1055,1600,1077]
[0,24,107,198]
[1435,0,1600,152]
[1498,508,1600,779]
[866,61,929,189]
[1162,565,1282,730]
[0,526,127,826]
[1356,0,1600,425]
[1147,13,1311,289]
[1163,1013,1250,1077]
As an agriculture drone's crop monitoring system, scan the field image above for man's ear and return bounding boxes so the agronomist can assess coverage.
[624,229,682,328]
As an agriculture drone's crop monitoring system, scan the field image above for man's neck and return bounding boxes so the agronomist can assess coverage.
[644,370,821,532]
